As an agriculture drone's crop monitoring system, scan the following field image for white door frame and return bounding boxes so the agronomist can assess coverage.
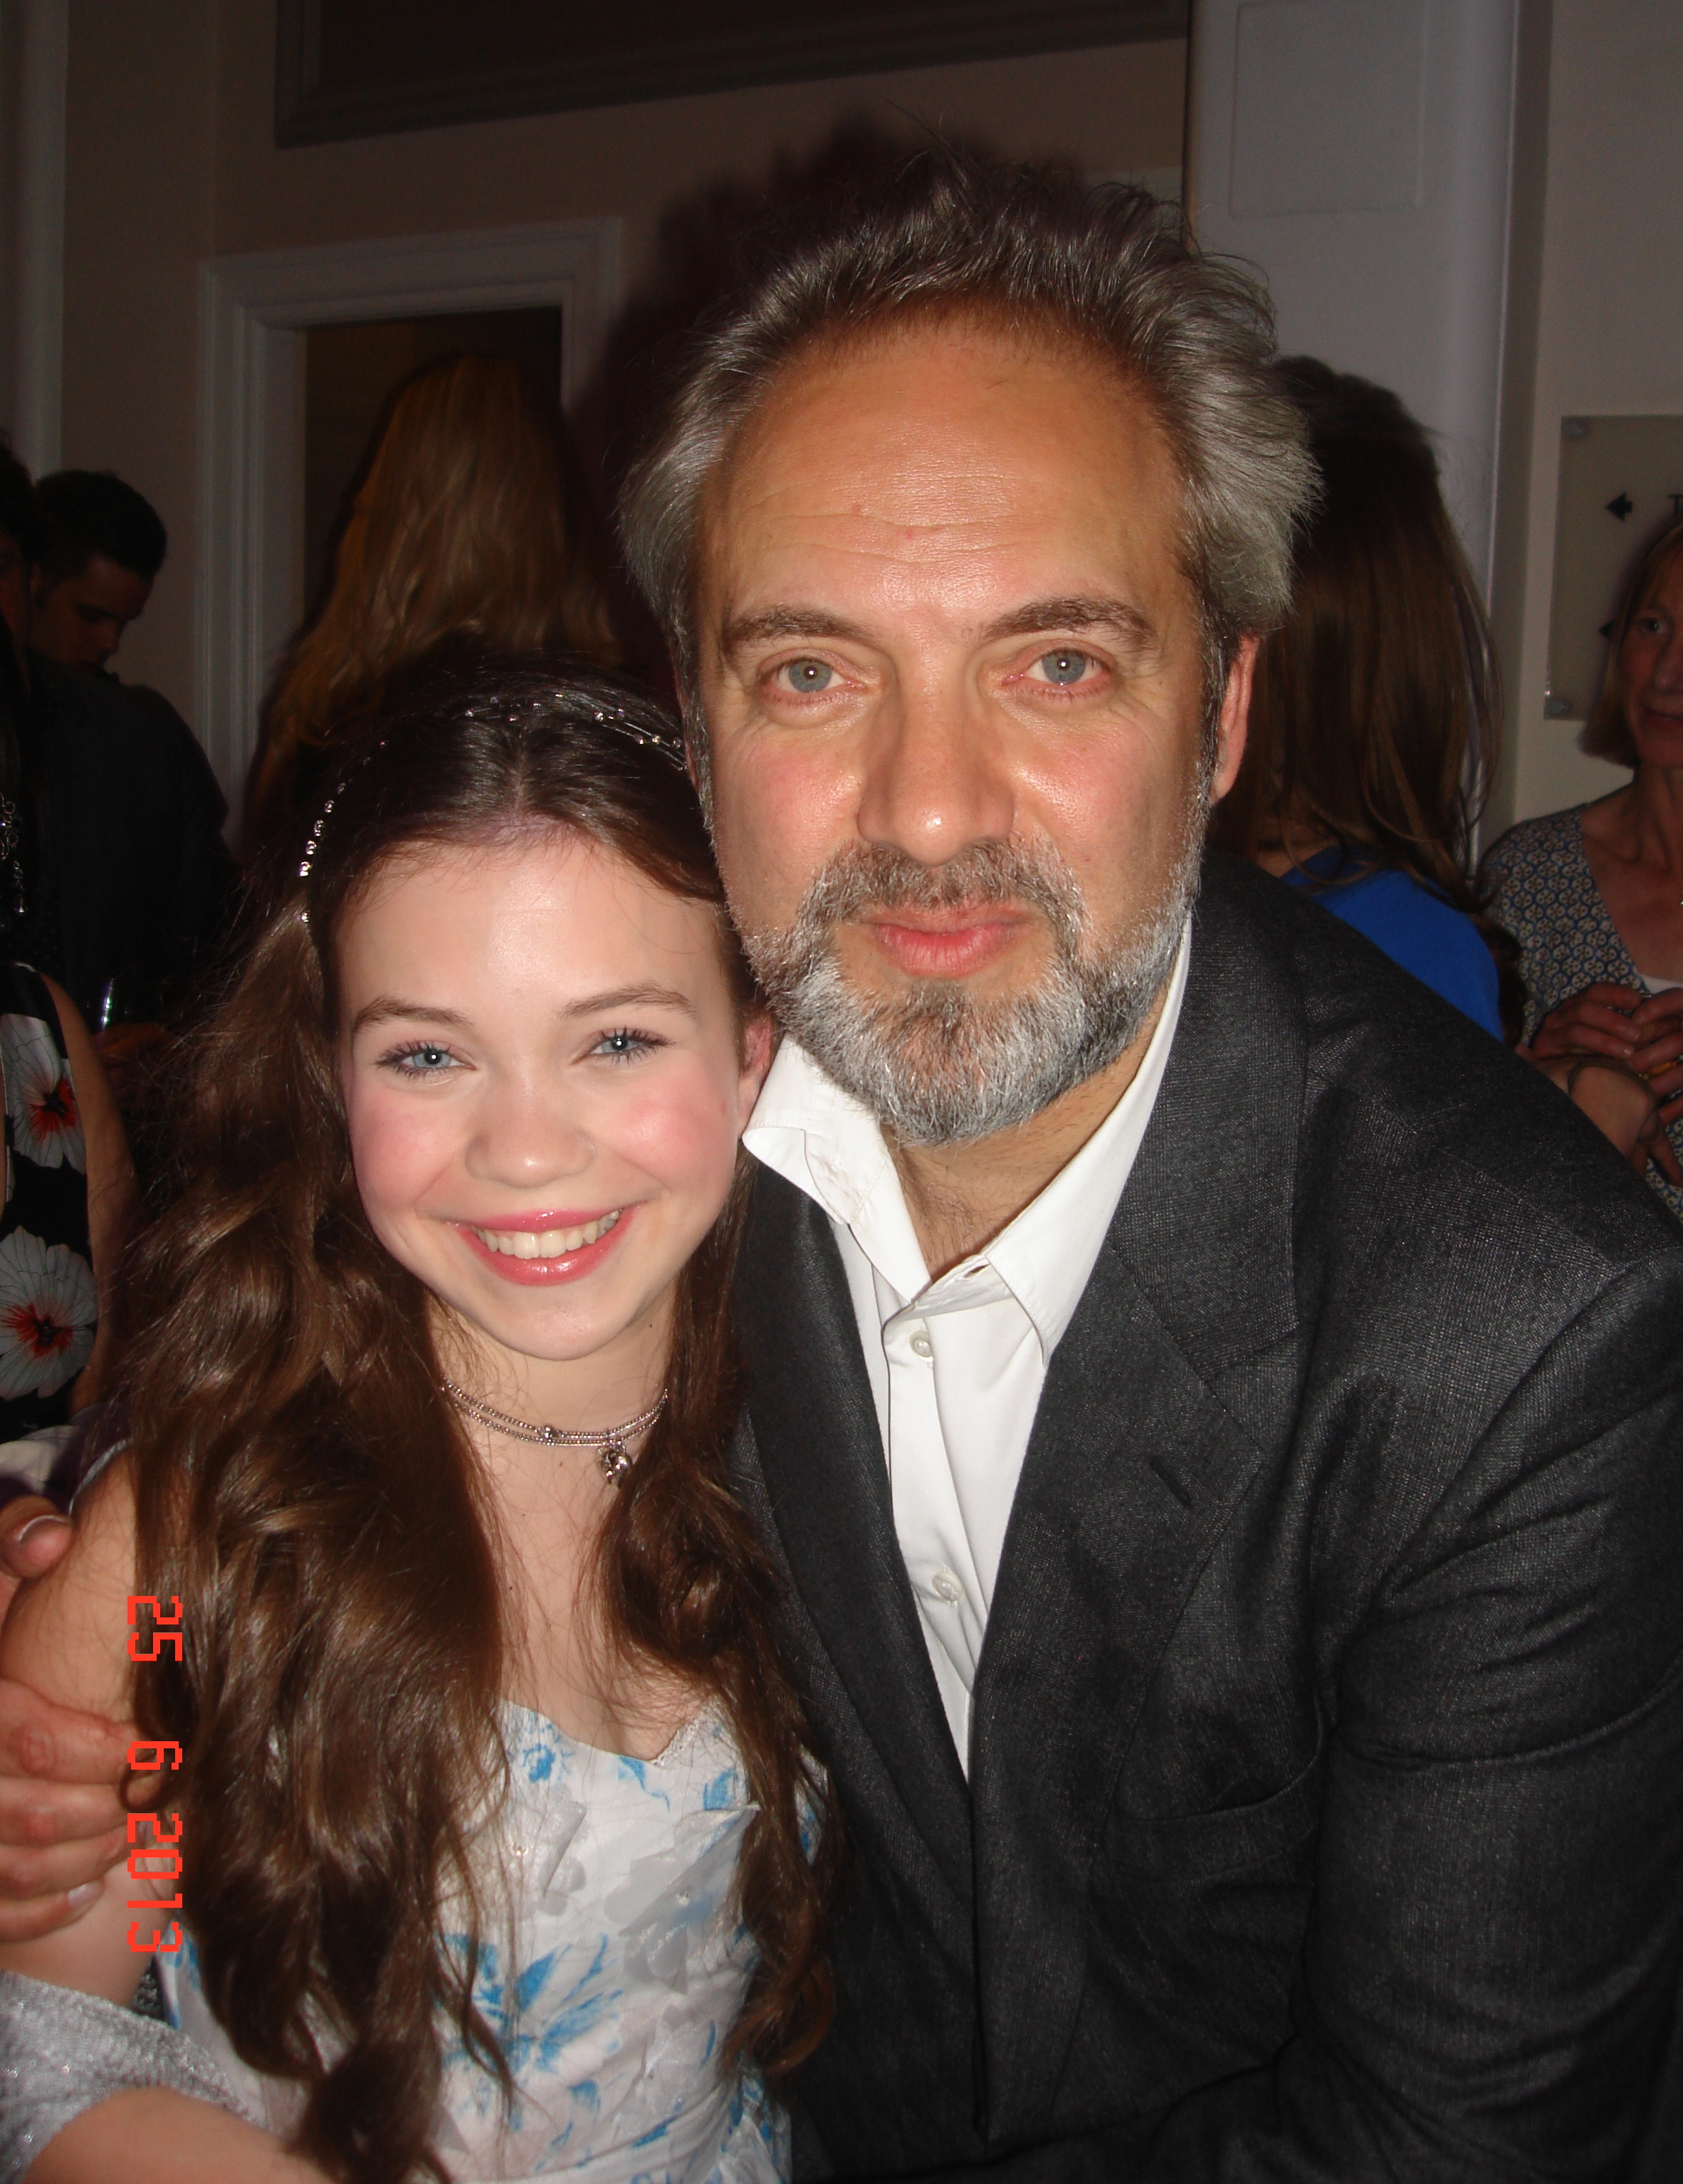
[194,217,622,799]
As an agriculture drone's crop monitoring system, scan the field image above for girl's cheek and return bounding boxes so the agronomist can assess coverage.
[348,1089,449,1207]
[607,1067,743,1185]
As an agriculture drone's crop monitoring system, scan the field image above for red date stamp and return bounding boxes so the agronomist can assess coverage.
[124,1593,184,1955]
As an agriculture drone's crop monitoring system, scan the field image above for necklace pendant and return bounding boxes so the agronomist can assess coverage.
[537,1425,558,1447]
[599,1440,632,1486]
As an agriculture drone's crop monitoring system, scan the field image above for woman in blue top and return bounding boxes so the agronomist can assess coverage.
[1210,358,1514,1039]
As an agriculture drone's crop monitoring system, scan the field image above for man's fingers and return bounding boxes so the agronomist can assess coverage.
[0,1821,125,1903]
[0,1679,133,1786]
[0,1772,125,1846]
[0,1874,108,1946]
[1533,1022,1637,1060]
[0,1496,73,1581]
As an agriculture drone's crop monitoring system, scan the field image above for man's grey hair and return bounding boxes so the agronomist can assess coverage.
[618,147,1317,763]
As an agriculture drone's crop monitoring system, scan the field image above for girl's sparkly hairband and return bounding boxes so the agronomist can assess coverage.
[296,699,686,898]
[453,696,688,775]
[297,737,388,887]
[578,703,688,772]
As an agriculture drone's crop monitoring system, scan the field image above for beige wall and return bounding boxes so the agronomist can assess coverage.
[58,0,215,728]
[54,0,1186,728]
[1501,0,1683,830]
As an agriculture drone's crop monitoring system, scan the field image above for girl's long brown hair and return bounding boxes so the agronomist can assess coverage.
[1210,357,1521,1029]
[124,666,834,2184]
[247,357,622,854]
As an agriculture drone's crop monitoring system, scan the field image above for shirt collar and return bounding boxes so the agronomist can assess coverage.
[745,925,1190,1355]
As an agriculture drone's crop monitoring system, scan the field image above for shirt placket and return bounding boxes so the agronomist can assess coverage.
[881,1266,1010,1723]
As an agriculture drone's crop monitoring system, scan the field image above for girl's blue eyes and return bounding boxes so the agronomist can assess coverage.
[385,1042,457,1077]
[377,1029,662,1076]
[592,1028,660,1062]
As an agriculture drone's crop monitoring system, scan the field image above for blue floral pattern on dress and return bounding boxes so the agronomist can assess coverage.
[157,1706,785,2182]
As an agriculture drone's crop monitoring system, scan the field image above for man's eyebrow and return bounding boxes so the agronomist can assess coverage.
[563,983,698,1022]
[350,998,472,1036]
[719,607,874,656]
[977,596,1159,649]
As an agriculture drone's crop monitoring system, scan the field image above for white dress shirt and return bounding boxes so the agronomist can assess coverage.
[744,929,1189,1771]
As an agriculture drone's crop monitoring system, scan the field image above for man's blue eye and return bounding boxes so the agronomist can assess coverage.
[1038,650,1090,686]
[782,660,833,693]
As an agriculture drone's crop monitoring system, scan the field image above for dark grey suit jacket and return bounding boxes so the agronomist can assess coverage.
[730,852,1683,2181]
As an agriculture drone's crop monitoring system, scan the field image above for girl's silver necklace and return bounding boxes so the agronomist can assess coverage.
[441,1381,666,1484]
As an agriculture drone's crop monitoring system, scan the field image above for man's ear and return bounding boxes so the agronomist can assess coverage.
[738,1011,775,1122]
[1210,634,1260,804]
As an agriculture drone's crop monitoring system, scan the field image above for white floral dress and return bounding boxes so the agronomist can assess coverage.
[0,969,96,1434]
[155,1705,786,2183]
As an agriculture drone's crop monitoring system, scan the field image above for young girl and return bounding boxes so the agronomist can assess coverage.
[0,667,832,2183]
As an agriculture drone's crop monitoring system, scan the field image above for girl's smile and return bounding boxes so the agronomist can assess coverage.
[457,1204,631,1283]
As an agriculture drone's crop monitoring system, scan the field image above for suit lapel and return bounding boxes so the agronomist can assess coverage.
[735,1167,974,1904]
[970,856,1306,2141]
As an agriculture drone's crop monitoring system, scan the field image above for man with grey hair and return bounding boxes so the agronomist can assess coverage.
[618,153,1683,2176]
[1,152,1680,2177]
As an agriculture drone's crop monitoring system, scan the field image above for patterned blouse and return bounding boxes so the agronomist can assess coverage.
[1481,807,1683,1222]
[0,962,96,1437]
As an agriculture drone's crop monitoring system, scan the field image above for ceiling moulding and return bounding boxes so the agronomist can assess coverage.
[275,0,1188,147]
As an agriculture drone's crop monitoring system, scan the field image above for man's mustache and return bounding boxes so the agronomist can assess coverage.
[785,841,1086,950]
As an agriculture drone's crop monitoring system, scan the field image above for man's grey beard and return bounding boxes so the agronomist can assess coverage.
[742,806,1208,1147]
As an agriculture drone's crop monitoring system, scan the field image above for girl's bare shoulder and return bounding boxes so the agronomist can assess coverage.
[0,1454,137,1721]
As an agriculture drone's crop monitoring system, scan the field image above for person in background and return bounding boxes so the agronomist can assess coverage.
[0,442,238,1076]
[1210,358,1513,1036]
[0,630,135,1498]
[30,471,165,671]
[0,436,38,666]
[1482,520,1683,1217]
[246,354,623,861]
[31,471,234,933]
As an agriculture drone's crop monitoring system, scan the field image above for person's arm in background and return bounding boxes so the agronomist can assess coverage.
[1521,985,1683,1184]
[1524,1048,1683,1183]
[127,688,242,1013]
[47,974,137,1410]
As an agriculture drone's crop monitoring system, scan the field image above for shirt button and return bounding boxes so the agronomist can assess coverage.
[930,1568,964,1604]
[909,1330,933,1359]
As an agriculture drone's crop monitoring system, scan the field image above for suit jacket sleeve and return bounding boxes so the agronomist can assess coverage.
[899,1256,1683,2183]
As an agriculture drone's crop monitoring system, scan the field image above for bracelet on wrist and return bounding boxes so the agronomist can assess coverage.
[1565,1055,1655,1102]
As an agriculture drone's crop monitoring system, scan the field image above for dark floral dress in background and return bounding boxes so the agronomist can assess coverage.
[0,962,95,1439]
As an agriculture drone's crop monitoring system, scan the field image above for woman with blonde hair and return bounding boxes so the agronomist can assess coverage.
[1483,517,1683,1215]
[246,355,621,856]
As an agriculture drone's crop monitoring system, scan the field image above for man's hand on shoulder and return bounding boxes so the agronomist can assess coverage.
[0,1493,128,1941]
